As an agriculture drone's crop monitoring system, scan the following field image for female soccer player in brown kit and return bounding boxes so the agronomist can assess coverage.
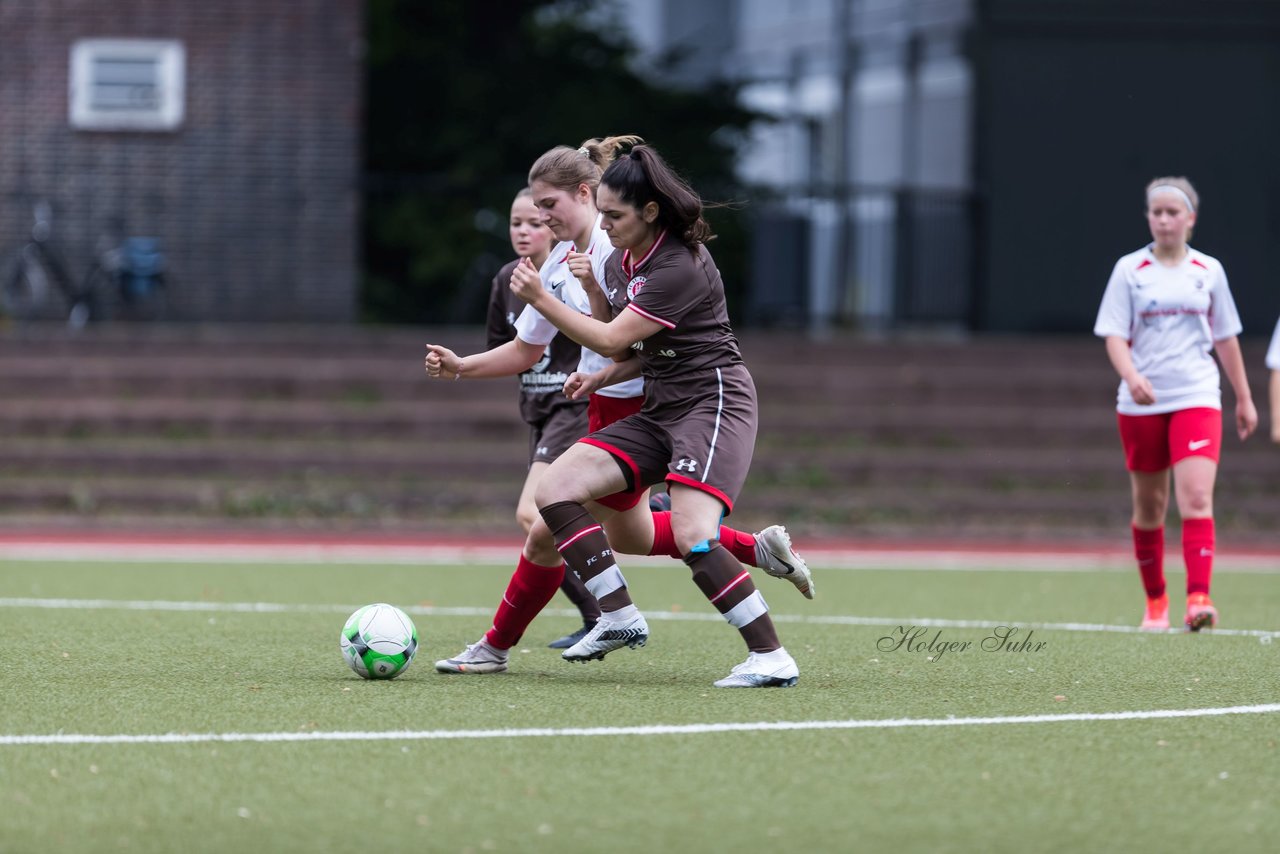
[1093,177,1256,631]
[425,138,812,676]
[486,188,601,647]
[509,143,800,687]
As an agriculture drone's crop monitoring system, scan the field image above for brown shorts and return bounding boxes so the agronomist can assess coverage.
[529,403,589,466]
[581,367,758,514]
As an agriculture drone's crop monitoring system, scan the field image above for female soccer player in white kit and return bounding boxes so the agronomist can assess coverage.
[1093,176,1257,632]
[1267,318,1280,444]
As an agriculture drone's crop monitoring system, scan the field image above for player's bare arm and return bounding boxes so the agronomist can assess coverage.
[510,273,660,358]
[424,337,545,381]
[1104,335,1155,405]
[1212,335,1257,440]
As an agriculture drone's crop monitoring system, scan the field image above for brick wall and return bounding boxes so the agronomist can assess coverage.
[0,0,362,322]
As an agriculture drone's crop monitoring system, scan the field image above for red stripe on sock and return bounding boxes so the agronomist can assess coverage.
[557,525,603,552]
[709,570,751,604]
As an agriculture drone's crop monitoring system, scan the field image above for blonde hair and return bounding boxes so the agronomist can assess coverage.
[527,135,644,193]
[1145,176,1199,214]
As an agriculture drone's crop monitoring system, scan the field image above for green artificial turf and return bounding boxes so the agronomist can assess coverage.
[1,558,1277,853]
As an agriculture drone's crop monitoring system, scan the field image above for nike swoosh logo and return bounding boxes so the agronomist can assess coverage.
[1188,439,1211,450]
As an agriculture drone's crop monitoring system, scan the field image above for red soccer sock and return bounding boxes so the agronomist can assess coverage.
[484,556,564,650]
[647,511,758,566]
[717,526,759,565]
[648,511,678,558]
[1182,517,1215,596]
[1132,524,1165,599]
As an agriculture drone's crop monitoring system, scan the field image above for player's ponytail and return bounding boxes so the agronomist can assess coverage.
[528,135,644,194]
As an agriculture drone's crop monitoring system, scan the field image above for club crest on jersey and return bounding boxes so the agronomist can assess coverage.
[627,275,647,300]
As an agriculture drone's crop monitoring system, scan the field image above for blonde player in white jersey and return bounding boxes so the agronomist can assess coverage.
[1267,318,1280,444]
[1094,176,1257,633]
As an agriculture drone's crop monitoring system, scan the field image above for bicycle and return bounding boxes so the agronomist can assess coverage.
[1,201,94,328]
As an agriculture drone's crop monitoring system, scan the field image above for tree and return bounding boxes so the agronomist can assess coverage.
[362,0,762,324]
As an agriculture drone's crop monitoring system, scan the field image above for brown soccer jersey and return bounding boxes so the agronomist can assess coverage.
[589,235,758,510]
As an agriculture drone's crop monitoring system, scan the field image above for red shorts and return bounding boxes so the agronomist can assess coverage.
[588,393,644,433]
[587,393,648,511]
[1117,407,1222,472]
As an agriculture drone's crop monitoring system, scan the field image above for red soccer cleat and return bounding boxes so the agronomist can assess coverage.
[1185,593,1218,632]
[1140,593,1169,631]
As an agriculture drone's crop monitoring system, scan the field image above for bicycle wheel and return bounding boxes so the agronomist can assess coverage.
[2,247,52,320]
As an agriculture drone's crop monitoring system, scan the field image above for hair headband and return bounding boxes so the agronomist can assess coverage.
[1147,185,1195,213]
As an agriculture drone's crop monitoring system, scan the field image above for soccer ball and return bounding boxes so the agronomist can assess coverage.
[339,603,419,679]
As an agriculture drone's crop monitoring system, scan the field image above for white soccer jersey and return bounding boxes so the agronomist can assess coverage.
[1093,244,1243,415]
[1267,317,1280,370]
[513,216,644,399]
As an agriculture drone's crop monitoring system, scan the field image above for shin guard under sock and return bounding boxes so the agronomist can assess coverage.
[540,500,633,611]
[685,540,779,653]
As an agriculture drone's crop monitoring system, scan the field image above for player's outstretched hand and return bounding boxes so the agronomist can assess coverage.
[424,344,461,380]
[509,257,545,306]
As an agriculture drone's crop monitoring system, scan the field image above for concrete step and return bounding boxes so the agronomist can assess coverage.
[1,324,1275,537]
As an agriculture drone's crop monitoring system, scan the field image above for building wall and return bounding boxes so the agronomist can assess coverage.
[622,0,976,330]
[976,0,1280,333]
[0,0,362,322]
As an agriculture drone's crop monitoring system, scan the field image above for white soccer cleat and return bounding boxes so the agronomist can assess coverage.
[754,525,814,600]
[561,612,649,662]
[434,639,509,674]
[713,648,799,688]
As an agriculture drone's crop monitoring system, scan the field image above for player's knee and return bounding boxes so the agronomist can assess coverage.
[1180,488,1213,517]
[523,519,560,565]
[515,506,538,535]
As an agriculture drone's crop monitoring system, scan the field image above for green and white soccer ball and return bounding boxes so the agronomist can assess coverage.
[340,603,419,679]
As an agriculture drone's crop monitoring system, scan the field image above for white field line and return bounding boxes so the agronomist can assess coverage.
[4,703,1279,747]
[0,542,1277,572]
[0,596,1276,640]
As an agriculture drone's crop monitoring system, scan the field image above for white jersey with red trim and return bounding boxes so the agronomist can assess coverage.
[513,216,643,400]
[1093,244,1242,415]
[1267,317,1280,370]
